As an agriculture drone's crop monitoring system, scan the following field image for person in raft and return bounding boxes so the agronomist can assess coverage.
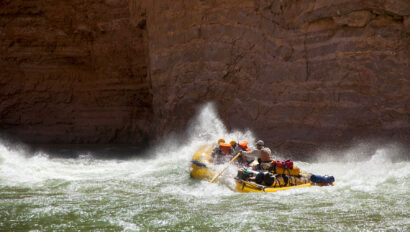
[240,140,273,170]
[211,139,234,164]
[230,140,252,166]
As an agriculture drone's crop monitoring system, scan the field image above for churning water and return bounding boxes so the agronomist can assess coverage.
[0,104,409,231]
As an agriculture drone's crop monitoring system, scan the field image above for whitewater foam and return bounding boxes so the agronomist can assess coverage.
[0,103,409,231]
[0,103,408,192]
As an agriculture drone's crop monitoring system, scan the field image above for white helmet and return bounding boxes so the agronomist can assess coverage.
[256,140,264,146]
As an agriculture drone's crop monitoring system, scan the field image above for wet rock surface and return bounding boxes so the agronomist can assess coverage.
[1,0,409,155]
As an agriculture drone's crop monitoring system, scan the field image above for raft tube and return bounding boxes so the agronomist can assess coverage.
[235,179,312,193]
[190,144,215,180]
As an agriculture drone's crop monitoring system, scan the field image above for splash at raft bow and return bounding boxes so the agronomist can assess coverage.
[190,139,335,192]
[190,139,251,179]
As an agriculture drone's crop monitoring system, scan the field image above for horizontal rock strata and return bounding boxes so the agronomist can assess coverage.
[1,0,409,155]
[0,0,152,144]
[147,0,410,155]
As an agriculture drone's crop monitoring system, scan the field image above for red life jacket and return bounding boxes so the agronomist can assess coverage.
[272,159,293,169]
[285,159,293,169]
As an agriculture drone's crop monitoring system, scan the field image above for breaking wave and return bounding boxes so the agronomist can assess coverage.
[0,103,408,231]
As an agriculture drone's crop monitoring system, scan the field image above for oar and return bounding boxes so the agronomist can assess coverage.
[209,152,241,184]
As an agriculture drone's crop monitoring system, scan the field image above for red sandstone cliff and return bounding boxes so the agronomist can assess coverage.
[0,0,409,154]
[0,0,152,144]
[147,0,410,154]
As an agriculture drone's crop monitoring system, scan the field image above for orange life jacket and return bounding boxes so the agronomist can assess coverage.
[219,143,231,154]
[239,141,251,152]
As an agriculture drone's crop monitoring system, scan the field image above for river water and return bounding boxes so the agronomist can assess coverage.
[0,104,409,231]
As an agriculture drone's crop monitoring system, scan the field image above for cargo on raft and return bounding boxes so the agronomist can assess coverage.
[190,144,335,193]
[235,168,334,193]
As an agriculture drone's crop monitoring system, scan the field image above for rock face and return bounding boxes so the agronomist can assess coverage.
[146,0,410,154]
[0,0,152,144]
[1,0,409,155]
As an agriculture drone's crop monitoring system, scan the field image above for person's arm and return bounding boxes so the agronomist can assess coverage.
[232,146,241,155]
[241,149,261,158]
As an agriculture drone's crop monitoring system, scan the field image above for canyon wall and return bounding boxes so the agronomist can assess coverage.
[0,0,409,155]
[147,0,410,154]
[0,0,152,144]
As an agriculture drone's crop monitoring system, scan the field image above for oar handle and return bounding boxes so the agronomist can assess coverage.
[209,152,241,184]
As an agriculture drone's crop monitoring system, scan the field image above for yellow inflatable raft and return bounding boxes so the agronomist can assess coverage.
[190,145,335,192]
[190,144,215,180]
[234,168,313,193]
[235,179,312,193]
